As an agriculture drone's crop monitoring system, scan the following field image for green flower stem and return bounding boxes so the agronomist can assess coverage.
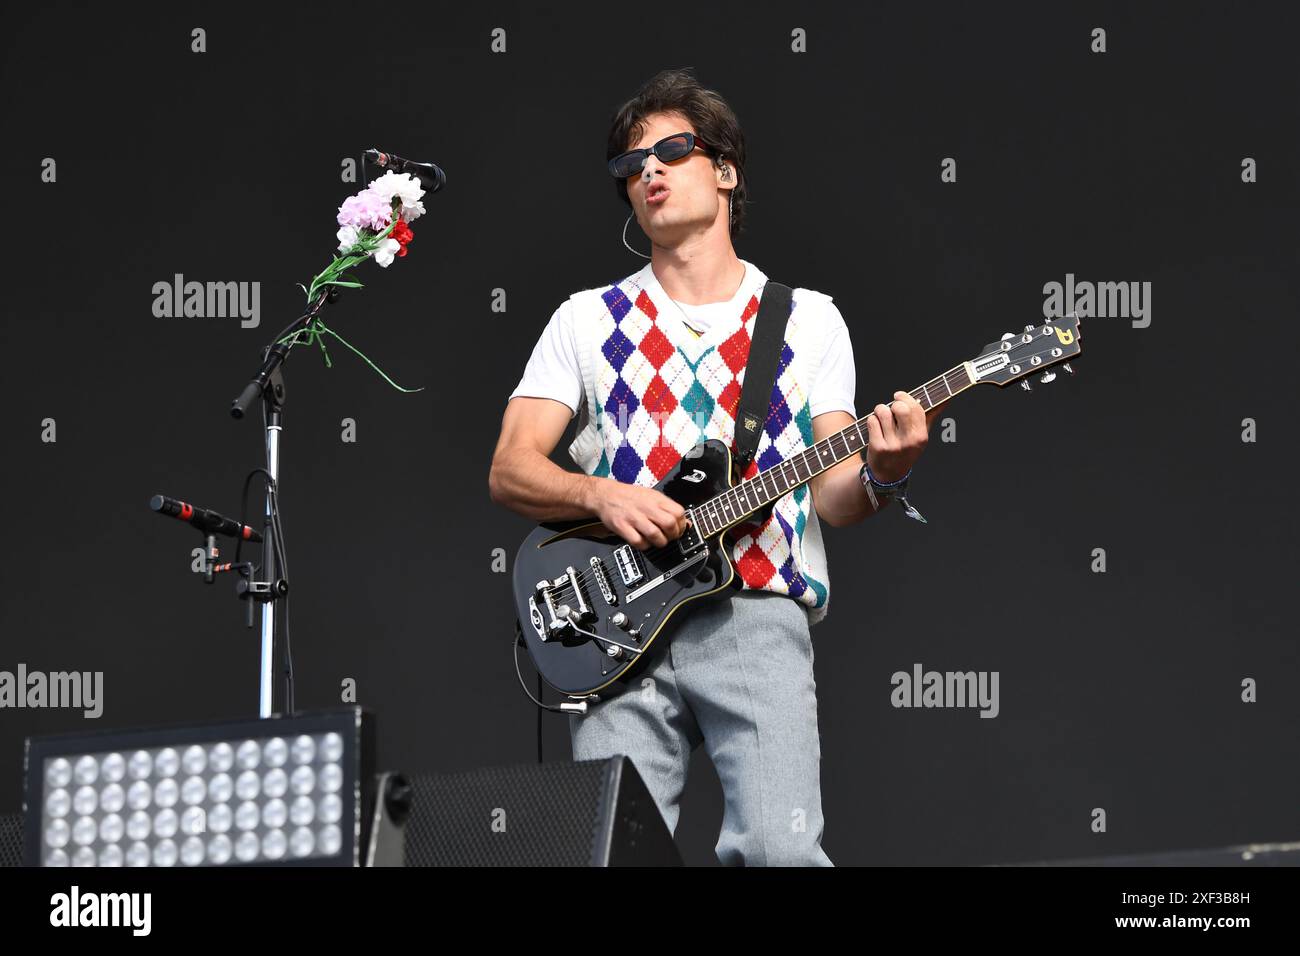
[286,212,422,394]
[304,220,396,303]
[276,318,424,394]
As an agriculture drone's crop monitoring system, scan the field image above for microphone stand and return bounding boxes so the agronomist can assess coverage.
[230,287,335,717]
[224,146,436,718]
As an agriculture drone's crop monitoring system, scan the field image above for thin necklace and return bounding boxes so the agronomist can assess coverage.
[657,264,747,339]
[664,296,707,338]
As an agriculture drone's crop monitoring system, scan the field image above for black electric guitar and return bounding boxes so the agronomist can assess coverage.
[513,315,1082,699]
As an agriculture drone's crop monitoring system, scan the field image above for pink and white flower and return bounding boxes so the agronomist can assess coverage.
[336,188,392,234]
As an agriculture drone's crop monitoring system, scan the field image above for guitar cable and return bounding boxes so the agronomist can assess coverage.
[512,619,592,763]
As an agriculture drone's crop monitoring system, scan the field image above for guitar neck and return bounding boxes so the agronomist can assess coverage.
[691,361,976,538]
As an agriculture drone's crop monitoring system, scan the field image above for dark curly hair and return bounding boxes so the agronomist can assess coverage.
[606,67,749,239]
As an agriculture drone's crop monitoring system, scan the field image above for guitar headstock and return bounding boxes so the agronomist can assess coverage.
[970,313,1082,390]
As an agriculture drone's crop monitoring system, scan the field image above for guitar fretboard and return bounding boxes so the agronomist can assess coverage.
[691,363,974,538]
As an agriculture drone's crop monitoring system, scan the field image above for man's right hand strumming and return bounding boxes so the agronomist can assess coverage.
[588,479,688,551]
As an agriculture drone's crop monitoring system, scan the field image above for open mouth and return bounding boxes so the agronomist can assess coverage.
[646,185,670,206]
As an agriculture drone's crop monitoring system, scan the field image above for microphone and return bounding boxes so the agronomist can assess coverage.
[364,148,445,192]
[150,494,263,543]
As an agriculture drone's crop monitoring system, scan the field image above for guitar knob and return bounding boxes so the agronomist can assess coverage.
[605,644,623,660]
[611,612,630,630]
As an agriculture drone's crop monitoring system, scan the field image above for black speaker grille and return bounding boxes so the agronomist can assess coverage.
[404,760,612,867]
[0,813,23,868]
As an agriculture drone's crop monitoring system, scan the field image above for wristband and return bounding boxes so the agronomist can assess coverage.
[862,459,912,489]
[859,460,927,524]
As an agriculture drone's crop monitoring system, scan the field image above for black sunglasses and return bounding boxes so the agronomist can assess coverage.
[608,132,713,178]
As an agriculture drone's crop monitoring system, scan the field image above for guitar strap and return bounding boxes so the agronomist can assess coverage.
[732,280,793,477]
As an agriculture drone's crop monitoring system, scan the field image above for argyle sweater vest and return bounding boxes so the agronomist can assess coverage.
[565,265,834,625]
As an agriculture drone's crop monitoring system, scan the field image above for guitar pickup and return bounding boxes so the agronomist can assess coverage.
[612,545,644,586]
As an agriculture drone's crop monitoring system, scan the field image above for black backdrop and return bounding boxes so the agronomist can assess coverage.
[2,1,1296,866]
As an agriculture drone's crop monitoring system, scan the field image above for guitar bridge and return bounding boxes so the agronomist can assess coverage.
[589,556,617,606]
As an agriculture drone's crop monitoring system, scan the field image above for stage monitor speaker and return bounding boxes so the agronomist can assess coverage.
[0,813,21,867]
[403,757,680,866]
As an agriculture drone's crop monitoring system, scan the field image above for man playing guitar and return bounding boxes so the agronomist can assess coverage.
[489,68,939,866]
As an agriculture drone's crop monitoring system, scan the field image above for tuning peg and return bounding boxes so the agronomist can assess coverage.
[1020,380,1032,392]
[1001,332,1016,341]
[1039,371,1056,384]
[1063,362,1075,376]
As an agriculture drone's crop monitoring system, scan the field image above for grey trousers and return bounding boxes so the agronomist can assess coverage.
[568,589,833,866]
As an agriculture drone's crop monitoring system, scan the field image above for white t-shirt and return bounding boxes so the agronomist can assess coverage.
[509,260,857,421]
